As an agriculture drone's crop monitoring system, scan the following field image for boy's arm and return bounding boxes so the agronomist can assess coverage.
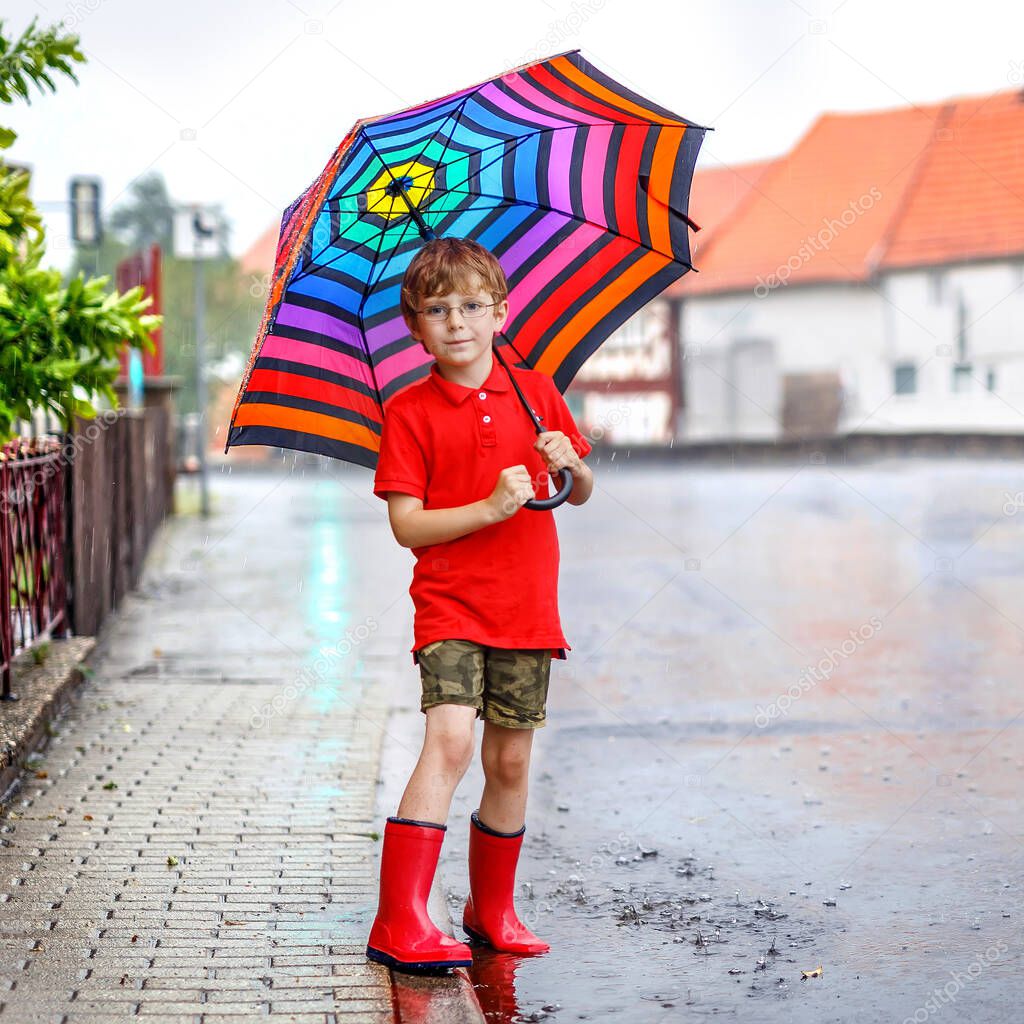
[566,459,594,506]
[386,491,501,549]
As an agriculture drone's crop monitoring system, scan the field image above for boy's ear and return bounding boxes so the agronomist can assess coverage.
[403,314,422,342]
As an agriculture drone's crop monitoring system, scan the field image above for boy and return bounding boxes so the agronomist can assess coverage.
[366,237,594,972]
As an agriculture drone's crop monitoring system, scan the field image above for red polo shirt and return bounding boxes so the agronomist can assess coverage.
[373,356,592,666]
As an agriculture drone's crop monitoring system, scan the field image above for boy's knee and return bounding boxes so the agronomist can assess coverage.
[482,743,530,786]
[426,726,475,777]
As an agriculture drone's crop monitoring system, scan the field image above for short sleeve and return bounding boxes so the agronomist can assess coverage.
[373,401,428,501]
[541,377,592,459]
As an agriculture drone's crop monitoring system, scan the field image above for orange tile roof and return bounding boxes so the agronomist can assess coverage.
[881,89,1024,268]
[671,87,1024,296]
[664,157,777,295]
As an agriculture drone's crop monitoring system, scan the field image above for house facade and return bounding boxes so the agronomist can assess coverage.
[672,87,1024,442]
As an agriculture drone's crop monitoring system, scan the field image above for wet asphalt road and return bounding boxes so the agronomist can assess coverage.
[181,456,1022,1023]
[427,455,1023,1022]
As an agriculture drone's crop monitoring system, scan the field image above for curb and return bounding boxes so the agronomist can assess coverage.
[0,636,96,803]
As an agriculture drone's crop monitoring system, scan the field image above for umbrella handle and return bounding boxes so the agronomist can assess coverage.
[525,466,574,511]
[489,338,574,511]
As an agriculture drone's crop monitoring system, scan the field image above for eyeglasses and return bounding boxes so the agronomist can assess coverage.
[414,301,498,322]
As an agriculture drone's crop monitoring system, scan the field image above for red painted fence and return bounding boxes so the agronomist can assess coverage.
[0,438,69,699]
[1,404,176,699]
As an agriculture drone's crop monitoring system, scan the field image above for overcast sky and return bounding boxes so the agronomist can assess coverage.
[5,0,1022,272]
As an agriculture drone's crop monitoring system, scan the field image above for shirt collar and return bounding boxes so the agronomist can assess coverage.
[428,354,511,405]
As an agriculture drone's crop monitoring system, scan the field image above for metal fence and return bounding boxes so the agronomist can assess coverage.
[0,438,70,699]
[1,405,176,698]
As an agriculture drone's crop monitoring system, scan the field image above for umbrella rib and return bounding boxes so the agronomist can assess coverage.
[360,204,417,326]
[404,93,472,199]
[326,117,692,205]
[355,200,403,403]
[294,99,476,288]
[352,94,472,230]
[292,118,697,295]
[299,123,586,275]
[355,96,472,315]
[353,202,424,406]
[361,132,436,236]
[291,111,467,287]
[289,214,396,287]
[337,129,538,247]
[420,182,694,266]
[349,98,484,402]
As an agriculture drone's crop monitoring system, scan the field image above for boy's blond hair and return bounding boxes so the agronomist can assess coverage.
[400,238,509,332]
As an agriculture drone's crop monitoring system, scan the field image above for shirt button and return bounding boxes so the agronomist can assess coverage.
[478,392,487,400]
[482,415,491,423]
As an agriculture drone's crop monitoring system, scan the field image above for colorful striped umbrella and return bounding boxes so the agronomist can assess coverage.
[225,49,708,471]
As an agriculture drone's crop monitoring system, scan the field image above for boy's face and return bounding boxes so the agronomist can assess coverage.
[406,273,509,373]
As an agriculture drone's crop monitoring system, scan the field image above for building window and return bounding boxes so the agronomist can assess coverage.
[894,363,917,394]
[986,368,996,392]
[928,271,945,304]
[952,363,973,393]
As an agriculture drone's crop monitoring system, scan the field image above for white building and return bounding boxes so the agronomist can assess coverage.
[669,87,1024,442]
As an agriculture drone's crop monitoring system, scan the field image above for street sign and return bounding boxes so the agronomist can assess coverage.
[173,203,228,260]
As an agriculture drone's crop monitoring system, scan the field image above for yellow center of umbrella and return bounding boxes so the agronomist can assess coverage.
[365,161,435,220]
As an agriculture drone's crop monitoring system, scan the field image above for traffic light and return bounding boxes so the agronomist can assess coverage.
[69,176,102,246]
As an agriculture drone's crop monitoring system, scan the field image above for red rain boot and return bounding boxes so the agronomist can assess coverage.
[366,816,473,972]
[462,810,550,954]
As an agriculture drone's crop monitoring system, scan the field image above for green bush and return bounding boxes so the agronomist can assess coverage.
[0,16,161,441]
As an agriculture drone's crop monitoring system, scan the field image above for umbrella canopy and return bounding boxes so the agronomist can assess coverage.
[225,49,708,469]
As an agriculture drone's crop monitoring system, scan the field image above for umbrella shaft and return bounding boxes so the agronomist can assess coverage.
[492,342,543,435]
[392,181,436,241]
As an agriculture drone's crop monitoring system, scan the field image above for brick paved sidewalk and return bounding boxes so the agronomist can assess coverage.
[0,471,428,1023]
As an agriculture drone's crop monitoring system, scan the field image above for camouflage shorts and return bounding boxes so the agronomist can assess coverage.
[416,639,552,730]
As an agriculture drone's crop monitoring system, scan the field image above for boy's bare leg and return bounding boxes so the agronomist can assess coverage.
[396,704,478,824]
[478,721,535,832]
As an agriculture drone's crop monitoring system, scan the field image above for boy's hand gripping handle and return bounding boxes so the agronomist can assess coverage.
[492,339,574,512]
